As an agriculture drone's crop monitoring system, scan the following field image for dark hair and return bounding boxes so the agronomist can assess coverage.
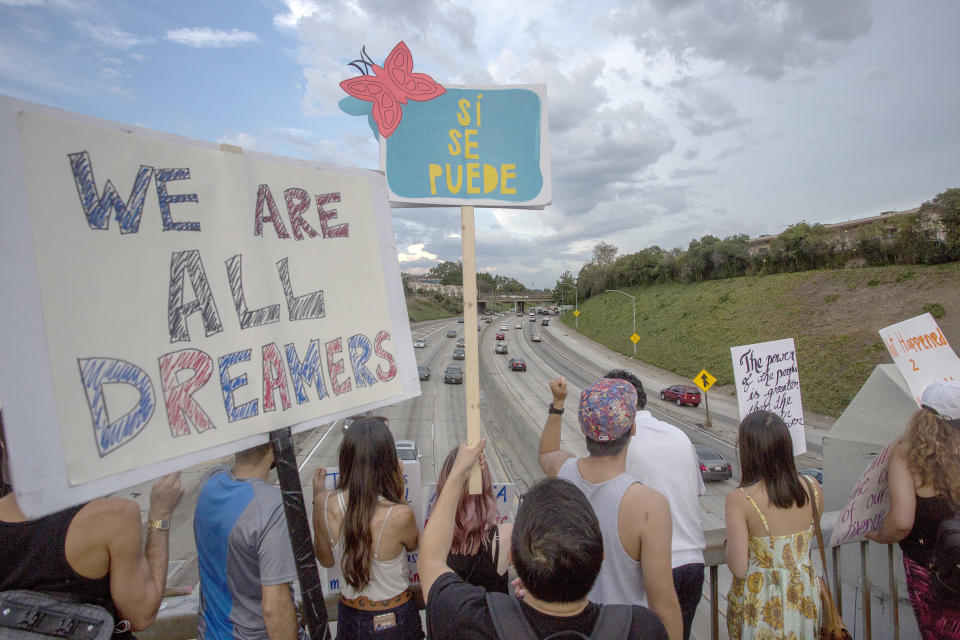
[235,442,272,465]
[737,411,807,509]
[337,418,405,590]
[512,479,603,603]
[0,410,10,496]
[605,369,647,409]
[585,431,631,457]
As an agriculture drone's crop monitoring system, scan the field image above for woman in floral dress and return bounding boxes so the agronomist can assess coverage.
[725,411,823,640]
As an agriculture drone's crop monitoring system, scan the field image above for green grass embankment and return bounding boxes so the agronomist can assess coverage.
[561,263,960,416]
[406,296,463,322]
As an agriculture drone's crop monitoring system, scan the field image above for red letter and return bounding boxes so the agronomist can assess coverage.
[159,349,215,436]
[374,331,397,382]
[325,337,352,395]
[316,192,349,238]
[254,184,290,239]
[284,188,319,240]
[262,343,292,412]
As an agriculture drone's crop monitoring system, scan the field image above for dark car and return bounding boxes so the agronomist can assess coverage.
[541,318,549,326]
[417,365,430,381]
[509,358,527,371]
[660,385,702,407]
[694,444,733,482]
[453,347,465,360]
[457,317,464,323]
[446,329,456,338]
[495,342,508,354]
[444,365,463,384]
[495,332,505,340]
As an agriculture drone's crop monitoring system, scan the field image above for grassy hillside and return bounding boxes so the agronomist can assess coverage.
[406,295,463,322]
[562,263,960,416]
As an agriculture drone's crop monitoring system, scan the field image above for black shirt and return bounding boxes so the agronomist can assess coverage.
[447,526,509,594]
[900,494,955,566]
[426,572,669,640]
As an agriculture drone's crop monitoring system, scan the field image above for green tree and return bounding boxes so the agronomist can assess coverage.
[920,188,960,259]
[428,261,463,285]
[592,241,618,267]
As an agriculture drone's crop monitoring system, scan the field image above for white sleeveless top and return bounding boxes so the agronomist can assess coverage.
[325,491,409,601]
[557,457,647,606]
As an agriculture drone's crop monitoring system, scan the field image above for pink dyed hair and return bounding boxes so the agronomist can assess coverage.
[436,446,499,556]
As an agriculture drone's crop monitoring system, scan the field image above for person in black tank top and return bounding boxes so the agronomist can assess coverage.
[436,447,511,593]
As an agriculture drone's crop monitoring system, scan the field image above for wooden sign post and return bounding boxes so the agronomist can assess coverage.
[460,205,483,493]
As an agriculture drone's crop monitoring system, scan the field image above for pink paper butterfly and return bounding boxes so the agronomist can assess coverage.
[340,41,446,138]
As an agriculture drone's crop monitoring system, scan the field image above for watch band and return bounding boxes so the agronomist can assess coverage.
[148,519,170,531]
[548,403,564,415]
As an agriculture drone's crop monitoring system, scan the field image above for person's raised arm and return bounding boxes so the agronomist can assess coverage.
[634,486,683,640]
[418,439,485,603]
[106,472,184,630]
[538,377,573,477]
[866,442,916,544]
[311,467,335,568]
[261,583,299,640]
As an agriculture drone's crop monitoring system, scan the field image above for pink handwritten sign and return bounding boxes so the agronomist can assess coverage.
[828,443,893,546]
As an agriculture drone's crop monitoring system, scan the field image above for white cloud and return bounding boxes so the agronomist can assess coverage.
[165,27,259,48]
[397,243,438,263]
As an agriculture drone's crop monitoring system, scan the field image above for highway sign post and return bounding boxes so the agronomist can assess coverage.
[693,369,717,428]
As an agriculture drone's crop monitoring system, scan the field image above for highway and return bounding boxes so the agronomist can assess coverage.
[119,311,820,592]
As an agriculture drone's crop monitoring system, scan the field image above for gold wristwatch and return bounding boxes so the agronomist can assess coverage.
[148,519,170,531]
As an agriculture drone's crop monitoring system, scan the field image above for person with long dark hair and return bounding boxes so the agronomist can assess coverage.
[725,410,822,640]
[866,382,960,639]
[312,418,423,639]
[434,446,512,593]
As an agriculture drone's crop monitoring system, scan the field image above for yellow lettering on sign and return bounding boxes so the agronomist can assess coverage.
[466,163,481,193]
[483,164,498,193]
[457,99,472,126]
[464,129,479,160]
[447,129,462,156]
[428,164,442,195]
[445,164,463,193]
[501,164,516,194]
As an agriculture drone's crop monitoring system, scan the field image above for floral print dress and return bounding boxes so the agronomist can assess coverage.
[727,489,821,640]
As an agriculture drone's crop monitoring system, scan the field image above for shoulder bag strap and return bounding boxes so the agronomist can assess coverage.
[590,604,633,639]
[804,476,828,572]
[486,592,539,640]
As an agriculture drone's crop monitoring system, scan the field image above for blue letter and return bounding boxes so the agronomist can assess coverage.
[77,357,155,456]
[348,334,376,388]
[285,340,328,404]
[218,349,258,422]
[68,152,153,233]
[155,168,200,231]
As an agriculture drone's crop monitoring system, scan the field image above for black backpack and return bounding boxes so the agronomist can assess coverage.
[0,591,115,640]
[930,510,960,603]
[485,592,632,640]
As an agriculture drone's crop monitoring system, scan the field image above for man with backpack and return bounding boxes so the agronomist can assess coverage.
[419,439,668,639]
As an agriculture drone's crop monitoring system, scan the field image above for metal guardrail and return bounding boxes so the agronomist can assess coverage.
[144,513,910,640]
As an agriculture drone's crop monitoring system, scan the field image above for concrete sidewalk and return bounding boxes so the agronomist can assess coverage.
[543,317,834,457]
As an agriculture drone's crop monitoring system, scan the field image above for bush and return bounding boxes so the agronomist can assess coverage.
[923,302,946,318]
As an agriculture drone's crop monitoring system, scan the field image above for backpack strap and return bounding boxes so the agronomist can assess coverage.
[486,592,539,640]
[589,604,632,639]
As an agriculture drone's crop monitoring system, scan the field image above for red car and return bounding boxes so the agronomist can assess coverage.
[660,385,701,407]
[509,358,527,371]
[495,332,505,340]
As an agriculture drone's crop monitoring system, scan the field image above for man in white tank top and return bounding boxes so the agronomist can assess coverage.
[539,377,683,640]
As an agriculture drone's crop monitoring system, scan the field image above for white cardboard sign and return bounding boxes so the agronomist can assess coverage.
[730,338,806,455]
[879,313,960,406]
[829,443,892,546]
[0,97,419,516]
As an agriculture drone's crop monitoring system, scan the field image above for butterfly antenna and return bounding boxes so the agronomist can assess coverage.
[346,45,376,75]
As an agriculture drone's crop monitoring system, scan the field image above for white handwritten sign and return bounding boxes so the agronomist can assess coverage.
[0,97,418,517]
[731,338,806,455]
[829,444,893,546]
[879,313,960,406]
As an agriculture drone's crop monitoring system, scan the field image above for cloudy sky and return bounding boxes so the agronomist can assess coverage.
[2,0,957,288]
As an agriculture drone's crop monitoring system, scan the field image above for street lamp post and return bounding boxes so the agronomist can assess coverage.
[605,289,637,358]
[559,285,578,329]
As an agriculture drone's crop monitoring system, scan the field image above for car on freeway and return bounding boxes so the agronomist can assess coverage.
[495,342,508,354]
[495,332,505,340]
[660,385,702,407]
[499,325,508,331]
[541,318,550,326]
[529,316,536,322]
[395,440,421,461]
[515,323,522,329]
[444,364,463,384]
[799,468,823,484]
[484,317,493,323]
[453,347,465,360]
[509,358,527,371]
[457,317,464,323]
[456,338,465,348]
[531,332,542,342]
[446,329,456,338]
[694,444,733,482]
[418,365,430,381]
[413,338,426,348]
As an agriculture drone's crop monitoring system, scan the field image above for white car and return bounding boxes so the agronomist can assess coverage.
[532,332,542,342]
[499,325,508,331]
[395,440,421,461]
[413,338,426,348]
[515,323,522,329]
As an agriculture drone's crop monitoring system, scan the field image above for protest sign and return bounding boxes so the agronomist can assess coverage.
[829,443,892,546]
[731,338,806,455]
[0,97,418,517]
[879,313,960,406]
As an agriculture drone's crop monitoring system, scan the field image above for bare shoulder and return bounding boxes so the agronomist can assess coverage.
[77,497,140,528]
[624,482,669,514]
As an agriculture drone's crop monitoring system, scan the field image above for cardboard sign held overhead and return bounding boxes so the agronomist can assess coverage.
[879,313,960,406]
[730,338,806,455]
[0,97,419,517]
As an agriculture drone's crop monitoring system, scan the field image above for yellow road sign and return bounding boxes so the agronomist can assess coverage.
[573,309,580,317]
[630,333,640,344]
[694,369,717,392]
